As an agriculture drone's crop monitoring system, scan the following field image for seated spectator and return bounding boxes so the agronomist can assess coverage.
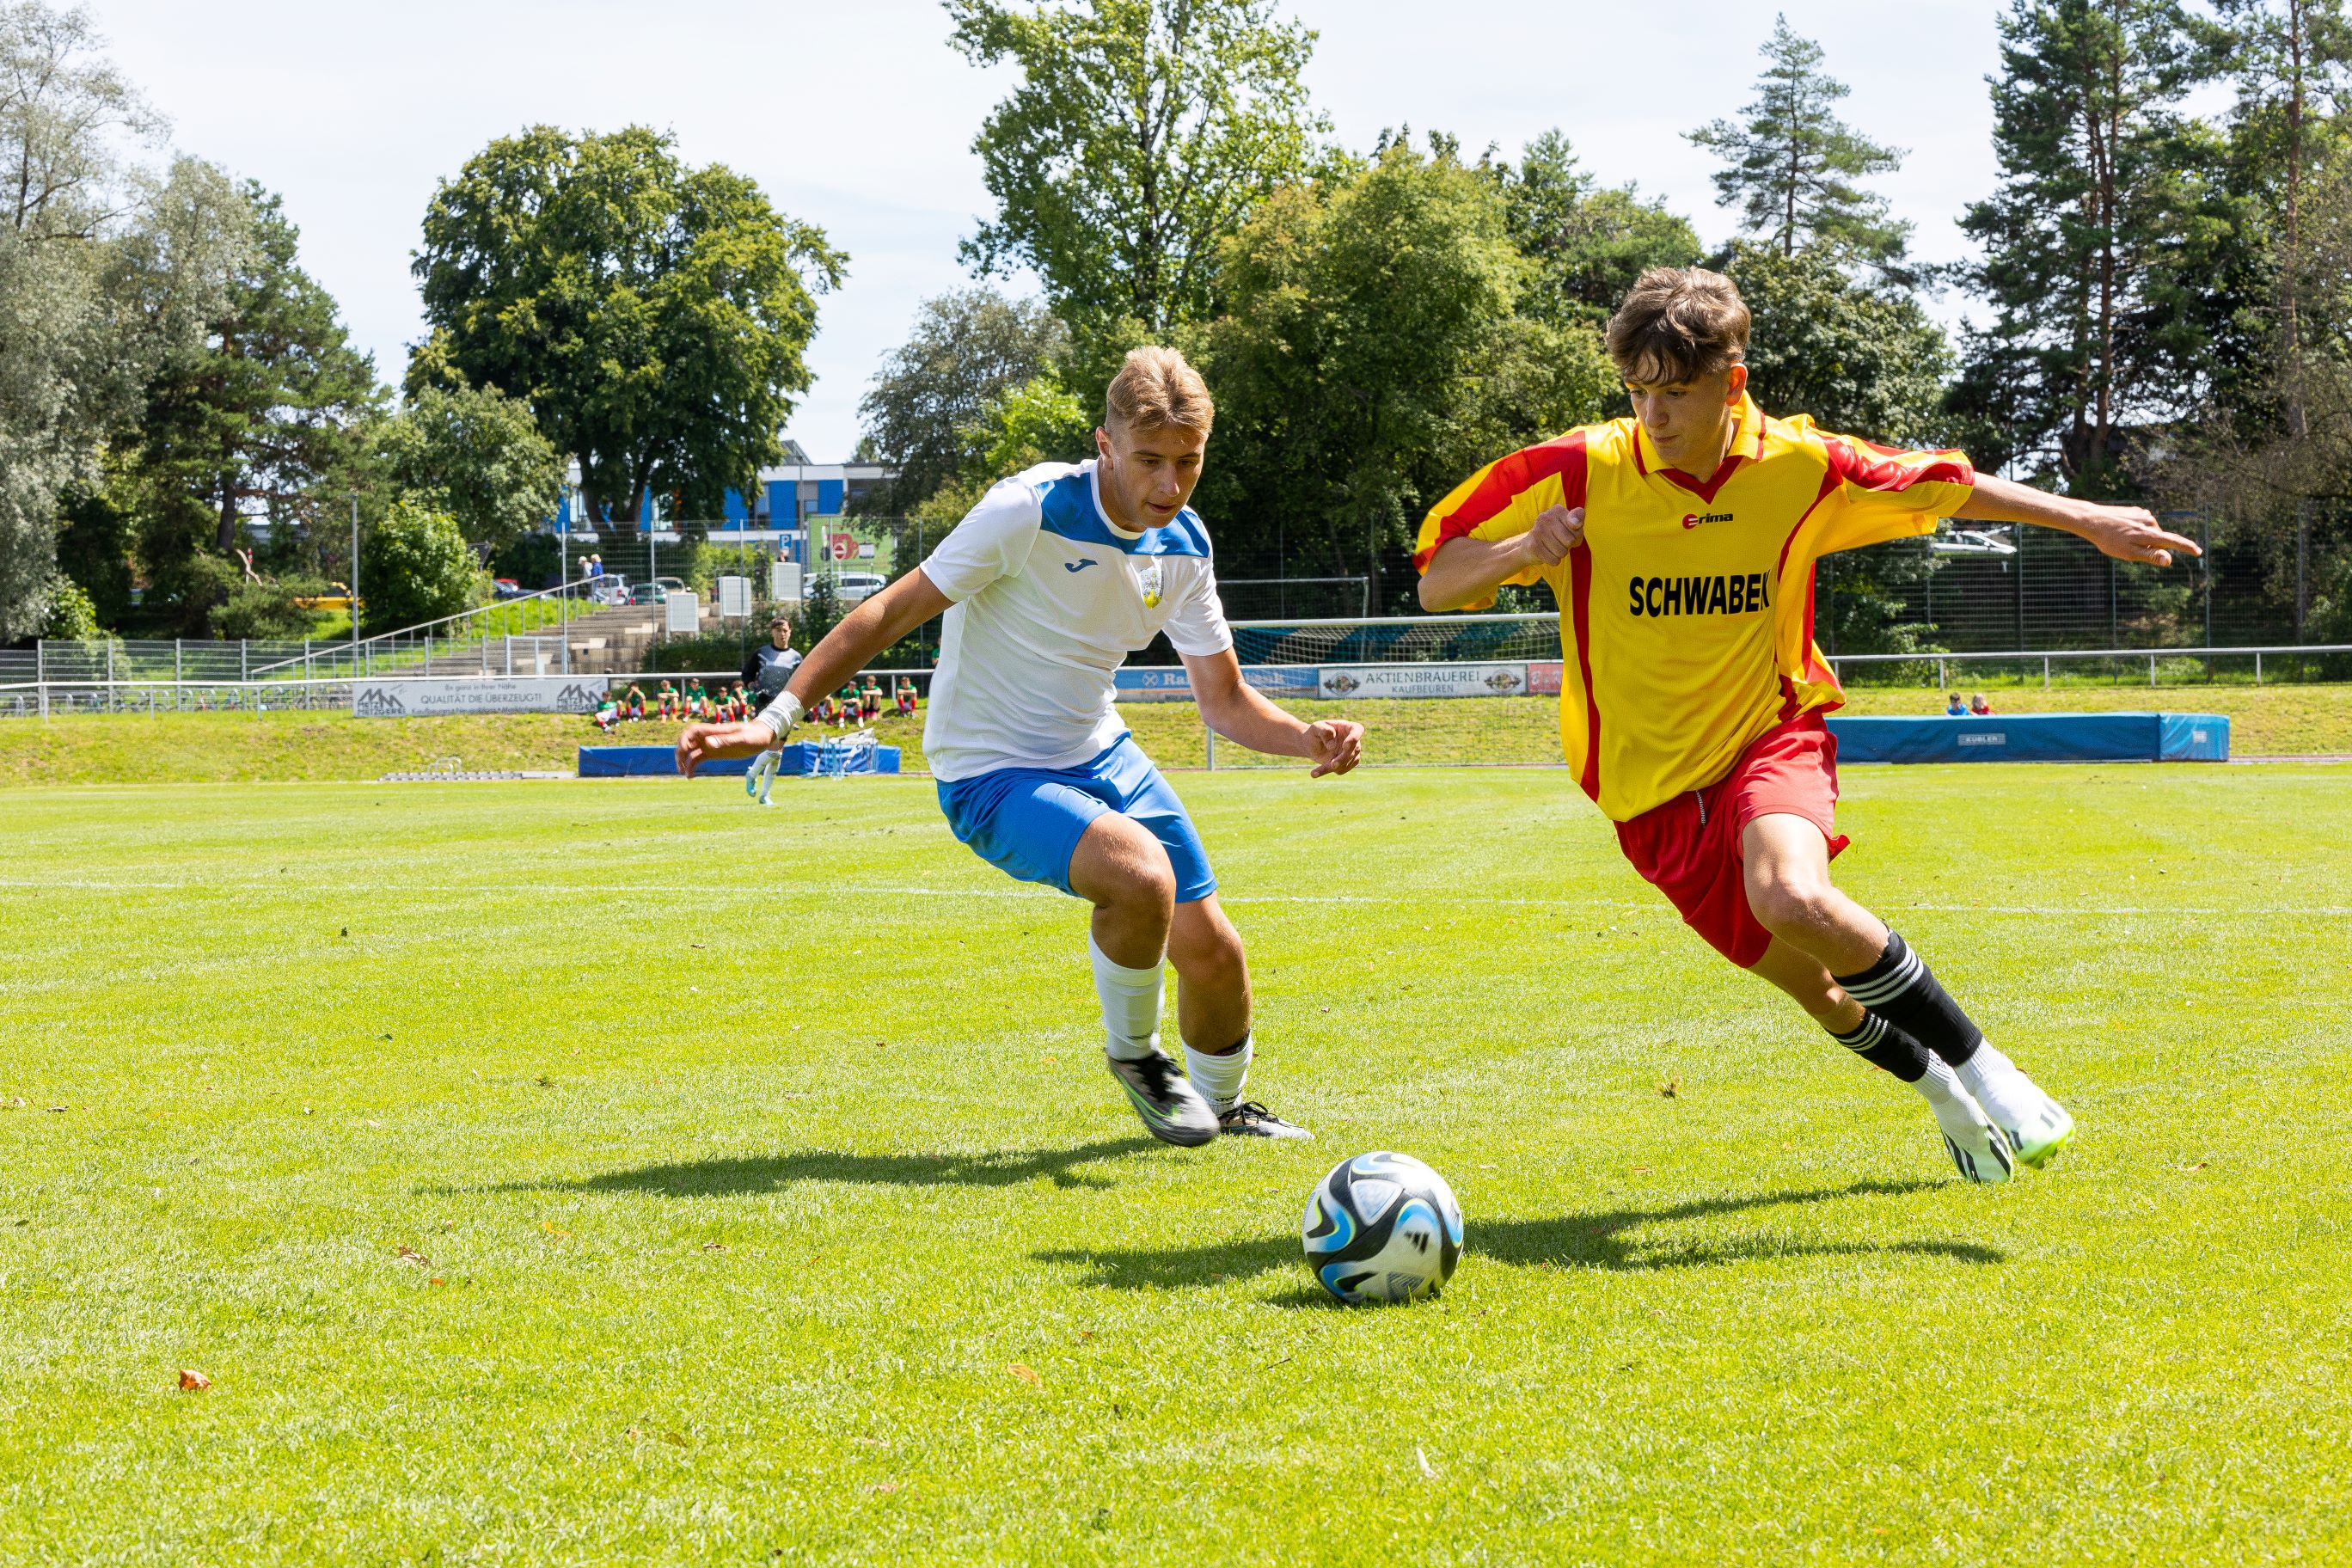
[686,677,708,720]
[1945,692,1967,716]
[1970,692,1995,715]
[593,695,619,732]
[860,675,884,721]
[626,683,646,721]
[895,677,916,717]
[838,681,861,728]
[657,680,679,720]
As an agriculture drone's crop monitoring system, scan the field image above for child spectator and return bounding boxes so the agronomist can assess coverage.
[838,681,861,728]
[686,677,707,720]
[593,695,619,732]
[860,675,884,721]
[626,683,646,721]
[1945,692,1967,716]
[895,677,916,718]
[1970,693,1995,715]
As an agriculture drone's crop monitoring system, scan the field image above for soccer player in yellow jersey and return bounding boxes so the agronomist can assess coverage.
[1418,267,2202,1184]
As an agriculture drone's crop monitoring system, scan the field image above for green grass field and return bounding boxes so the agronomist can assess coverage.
[5,764,2349,1563]
[6,678,2352,787]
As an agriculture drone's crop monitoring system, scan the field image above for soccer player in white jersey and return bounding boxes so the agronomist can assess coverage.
[678,347,1363,1145]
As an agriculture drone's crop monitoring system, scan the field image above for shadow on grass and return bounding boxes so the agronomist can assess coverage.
[474,1136,1164,1197]
[1035,1177,2003,1289]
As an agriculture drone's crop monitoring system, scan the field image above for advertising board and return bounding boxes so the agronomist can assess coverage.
[1314,663,1529,700]
[354,677,605,718]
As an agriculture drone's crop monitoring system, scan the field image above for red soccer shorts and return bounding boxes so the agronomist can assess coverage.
[1614,712,1851,970]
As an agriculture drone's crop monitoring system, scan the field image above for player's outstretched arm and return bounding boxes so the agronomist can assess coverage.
[1418,506,1583,610]
[1180,649,1363,778]
[1952,476,2202,567]
[676,570,953,777]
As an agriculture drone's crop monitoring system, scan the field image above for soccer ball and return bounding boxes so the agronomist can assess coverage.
[1301,1151,1463,1306]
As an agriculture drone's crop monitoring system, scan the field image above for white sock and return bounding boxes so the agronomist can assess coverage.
[1912,1054,1973,1111]
[1088,934,1164,1062]
[1184,1034,1252,1112]
[1955,1039,2048,1126]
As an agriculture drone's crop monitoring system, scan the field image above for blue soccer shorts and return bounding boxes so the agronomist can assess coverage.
[935,733,1216,903]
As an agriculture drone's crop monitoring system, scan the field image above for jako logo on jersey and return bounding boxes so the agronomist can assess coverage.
[1627,572,1773,617]
[1681,511,1733,530]
[1064,558,1099,573]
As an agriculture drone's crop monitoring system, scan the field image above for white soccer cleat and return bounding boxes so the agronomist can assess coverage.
[1958,1044,2075,1170]
[1928,1084,2014,1185]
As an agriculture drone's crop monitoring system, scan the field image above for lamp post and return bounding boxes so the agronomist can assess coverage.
[349,491,360,676]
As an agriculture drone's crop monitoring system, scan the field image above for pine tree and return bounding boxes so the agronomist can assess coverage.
[1686,15,1908,267]
[1951,0,2226,493]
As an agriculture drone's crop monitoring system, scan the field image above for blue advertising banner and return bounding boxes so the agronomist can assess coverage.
[1826,713,2229,763]
[1114,665,1320,701]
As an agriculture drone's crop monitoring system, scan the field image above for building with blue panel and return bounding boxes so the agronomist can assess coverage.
[552,438,894,565]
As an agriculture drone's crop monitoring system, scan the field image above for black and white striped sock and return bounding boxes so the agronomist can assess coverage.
[1834,930,1984,1068]
[1828,1012,1931,1082]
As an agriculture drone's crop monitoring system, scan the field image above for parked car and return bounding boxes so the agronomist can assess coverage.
[649,576,688,597]
[492,578,523,599]
[833,571,888,604]
[585,577,631,606]
[628,582,669,606]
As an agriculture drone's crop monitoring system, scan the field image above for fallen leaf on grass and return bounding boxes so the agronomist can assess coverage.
[1657,1076,1681,1099]
[363,1119,383,1129]
[663,1431,688,1448]
[1477,1163,1498,1171]
[535,1075,554,1088]
[869,1481,899,1495]
[395,1245,432,1267]
[1629,1166,1651,1173]
[542,1222,571,1239]
[2,1097,24,1110]
[853,1436,888,1449]
[1416,1446,1436,1479]
[1008,1363,1042,1387]
[2183,1161,2208,1172]
[702,1241,727,1253]
[428,1277,445,1287]
[177,1369,211,1391]
[46,1106,66,1113]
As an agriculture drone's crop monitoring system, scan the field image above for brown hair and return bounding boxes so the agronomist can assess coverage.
[1104,346,1215,437]
[1605,266,1751,384]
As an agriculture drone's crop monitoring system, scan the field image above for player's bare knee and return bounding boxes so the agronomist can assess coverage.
[1171,914,1246,990]
[1746,871,1834,940]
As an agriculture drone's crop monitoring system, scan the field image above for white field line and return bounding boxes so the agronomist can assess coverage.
[0,877,2347,919]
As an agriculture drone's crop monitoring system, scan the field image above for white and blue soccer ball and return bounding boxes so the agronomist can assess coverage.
[1301,1151,1464,1306]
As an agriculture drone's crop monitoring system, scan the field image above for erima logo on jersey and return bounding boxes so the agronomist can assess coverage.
[1681,511,1733,530]
[1064,558,1099,573]
[1627,572,1773,617]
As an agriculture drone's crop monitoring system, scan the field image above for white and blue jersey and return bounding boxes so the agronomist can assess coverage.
[919,460,1231,784]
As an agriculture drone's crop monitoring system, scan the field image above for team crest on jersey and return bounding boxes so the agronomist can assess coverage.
[1134,557,1164,608]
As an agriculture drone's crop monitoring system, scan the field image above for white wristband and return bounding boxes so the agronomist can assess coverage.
[752,690,803,744]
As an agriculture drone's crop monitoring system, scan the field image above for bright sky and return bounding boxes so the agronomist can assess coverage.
[89,0,2011,462]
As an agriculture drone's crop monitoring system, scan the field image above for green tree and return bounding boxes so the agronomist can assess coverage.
[1951,0,2233,493]
[1489,130,1701,325]
[1725,241,1953,443]
[2214,0,2352,434]
[0,2,242,639]
[380,381,562,553]
[359,500,481,633]
[856,287,1068,512]
[1196,139,1614,608]
[129,184,384,633]
[948,0,1325,358]
[1687,15,1909,268]
[413,125,843,530]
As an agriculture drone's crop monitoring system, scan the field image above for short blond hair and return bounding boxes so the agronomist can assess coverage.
[1606,266,1751,384]
[1104,346,1215,437]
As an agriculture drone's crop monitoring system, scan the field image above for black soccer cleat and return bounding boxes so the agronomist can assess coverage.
[1104,1048,1218,1147]
[1217,1100,1313,1141]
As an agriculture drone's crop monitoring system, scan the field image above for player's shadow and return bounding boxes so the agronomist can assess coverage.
[1035,1177,2002,1292]
[484,1136,1161,1197]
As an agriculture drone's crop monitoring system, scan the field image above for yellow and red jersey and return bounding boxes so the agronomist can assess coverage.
[1413,394,1974,820]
